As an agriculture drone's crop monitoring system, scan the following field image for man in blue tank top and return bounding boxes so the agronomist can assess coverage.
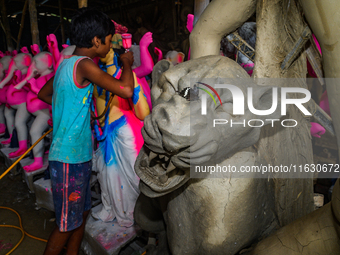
[38,8,134,255]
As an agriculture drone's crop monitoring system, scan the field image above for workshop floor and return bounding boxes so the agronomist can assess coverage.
[0,157,86,255]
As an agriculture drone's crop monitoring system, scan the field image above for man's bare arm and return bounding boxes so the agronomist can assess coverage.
[38,76,54,105]
[78,52,135,99]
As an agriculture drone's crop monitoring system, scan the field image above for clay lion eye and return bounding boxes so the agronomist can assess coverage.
[178,86,199,101]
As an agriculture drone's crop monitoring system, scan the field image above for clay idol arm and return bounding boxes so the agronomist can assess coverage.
[131,75,150,120]
[38,76,54,105]
[133,32,154,78]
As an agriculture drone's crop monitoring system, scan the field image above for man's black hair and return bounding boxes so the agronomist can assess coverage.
[70,8,115,48]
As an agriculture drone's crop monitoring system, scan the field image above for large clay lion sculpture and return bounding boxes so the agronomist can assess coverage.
[134,56,283,254]
[134,56,340,255]
[134,0,340,253]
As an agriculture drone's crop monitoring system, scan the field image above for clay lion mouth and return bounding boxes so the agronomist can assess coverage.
[135,146,190,198]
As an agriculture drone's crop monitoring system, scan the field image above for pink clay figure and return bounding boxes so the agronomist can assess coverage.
[0,51,4,58]
[30,44,40,56]
[319,91,330,116]
[23,75,53,171]
[307,34,322,78]
[186,14,194,60]
[0,106,5,134]
[0,102,5,134]
[165,51,185,66]
[9,140,28,158]
[5,51,11,56]
[0,56,12,81]
[306,34,328,139]
[14,52,54,170]
[0,53,32,89]
[240,62,255,76]
[20,47,29,54]
[186,14,194,33]
[11,50,18,56]
[0,53,32,150]
[48,118,53,127]
[46,33,76,71]
[25,156,44,172]
[122,33,132,51]
[14,52,53,90]
[55,45,76,71]
[93,56,100,66]
[0,56,12,134]
[46,34,61,71]
[154,47,163,62]
[133,32,154,78]
[130,32,154,110]
[310,122,326,138]
[111,20,128,34]
[6,70,31,157]
[1,134,13,144]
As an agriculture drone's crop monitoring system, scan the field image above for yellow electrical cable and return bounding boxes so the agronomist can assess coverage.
[0,130,52,253]
[0,225,24,255]
[0,129,53,180]
[0,206,48,255]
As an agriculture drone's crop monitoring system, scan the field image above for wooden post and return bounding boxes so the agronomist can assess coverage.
[58,0,65,44]
[28,0,40,46]
[193,0,209,26]
[0,0,14,51]
[172,0,177,40]
[78,0,87,8]
[16,0,29,50]
[254,0,314,226]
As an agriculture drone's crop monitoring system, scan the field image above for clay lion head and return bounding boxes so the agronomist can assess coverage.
[135,55,281,197]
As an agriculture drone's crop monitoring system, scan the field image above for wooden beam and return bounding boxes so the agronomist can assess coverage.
[38,4,77,11]
[16,0,28,50]
[172,0,177,40]
[78,0,87,8]
[0,0,14,51]
[28,0,40,46]
[281,26,312,72]
[0,19,17,43]
[39,4,76,11]
[254,0,314,225]
[42,23,61,51]
[58,0,65,44]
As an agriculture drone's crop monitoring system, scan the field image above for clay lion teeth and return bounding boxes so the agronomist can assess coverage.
[159,174,168,184]
[159,154,170,162]
[149,151,158,161]
[166,161,176,173]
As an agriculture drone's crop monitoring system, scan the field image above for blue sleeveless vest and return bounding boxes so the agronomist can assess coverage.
[49,56,94,163]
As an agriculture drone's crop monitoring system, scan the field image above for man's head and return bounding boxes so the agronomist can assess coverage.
[70,8,115,49]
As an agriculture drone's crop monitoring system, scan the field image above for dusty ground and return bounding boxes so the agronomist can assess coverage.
[0,156,54,255]
[0,156,86,255]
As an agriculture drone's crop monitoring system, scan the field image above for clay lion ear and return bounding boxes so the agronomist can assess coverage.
[151,59,173,89]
